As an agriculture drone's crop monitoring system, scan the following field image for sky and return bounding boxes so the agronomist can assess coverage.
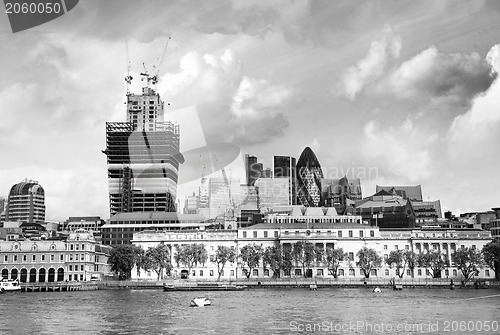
[1,0,499,222]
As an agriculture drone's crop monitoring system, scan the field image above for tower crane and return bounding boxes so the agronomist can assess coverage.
[125,40,133,94]
[140,36,172,89]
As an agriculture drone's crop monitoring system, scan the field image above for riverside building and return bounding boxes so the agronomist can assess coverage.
[0,229,112,282]
[130,206,495,281]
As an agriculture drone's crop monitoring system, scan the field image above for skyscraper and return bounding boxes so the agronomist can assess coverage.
[104,87,184,215]
[273,155,297,205]
[296,147,323,207]
[245,155,262,186]
[5,179,45,223]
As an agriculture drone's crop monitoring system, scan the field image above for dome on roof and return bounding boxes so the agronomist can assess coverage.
[9,180,44,196]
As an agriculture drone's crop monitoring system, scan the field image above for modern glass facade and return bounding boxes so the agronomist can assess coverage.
[104,88,183,215]
[273,155,297,205]
[5,179,45,223]
[245,155,262,186]
[296,147,323,207]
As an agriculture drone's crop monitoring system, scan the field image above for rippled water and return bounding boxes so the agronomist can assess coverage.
[1,287,500,334]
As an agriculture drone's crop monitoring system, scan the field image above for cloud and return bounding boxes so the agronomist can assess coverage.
[160,49,297,145]
[340,25,401,100]
[386,46,496,105]
[447,44,500,152]
[341,28,496,113]
[361,117,438,182]
[0,166,108,222]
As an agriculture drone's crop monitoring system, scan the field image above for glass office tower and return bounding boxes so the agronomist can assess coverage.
[296,147,323,207]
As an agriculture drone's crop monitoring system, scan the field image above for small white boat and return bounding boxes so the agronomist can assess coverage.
[373,287,382,293]
[190,297,211,307]
[0,279,22,292]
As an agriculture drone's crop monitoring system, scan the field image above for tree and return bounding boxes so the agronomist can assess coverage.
[174,244,208,277]
[386,250,405,278]
[214,246,236,280]
[356,247,382,278]
[403,250,417,278]
[134,246,148,277]
[108,244,143,280]
[292,240,315,277]
[324,247,347,278]
[239,244,262,279]
[262,243,284,278]
[483,241,500,280]
[417,250,446,278]
[146,244,173,280]
[452,247,484,284]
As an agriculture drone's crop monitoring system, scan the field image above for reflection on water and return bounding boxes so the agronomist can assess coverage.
[1,287,499,334]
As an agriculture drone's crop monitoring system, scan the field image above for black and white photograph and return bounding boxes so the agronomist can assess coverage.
[1,1,500,334]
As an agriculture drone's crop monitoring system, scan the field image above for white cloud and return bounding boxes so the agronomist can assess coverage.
[362,118,438,182]
[448,44,500,152]
[160,49,296,144]
[387,46,495,104]
[0,166,108,221]
[340,25,401,100]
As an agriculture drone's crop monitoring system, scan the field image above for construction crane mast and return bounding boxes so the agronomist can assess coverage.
[140,36,172,89]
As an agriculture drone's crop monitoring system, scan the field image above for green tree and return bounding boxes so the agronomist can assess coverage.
[146,244,172,280]
[239,244,263,279]
[174,244,208,278]
[356,247,382,278]
[417,250,446,278]
[292,240,315,277]
[483,241,500,280]
[386,250,405,278]
[214,246,236,280]
[108,244,143,280]
[452,247,484,284]
[324,247,347,278]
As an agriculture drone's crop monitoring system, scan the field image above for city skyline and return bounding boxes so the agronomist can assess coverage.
[1,1,500,221]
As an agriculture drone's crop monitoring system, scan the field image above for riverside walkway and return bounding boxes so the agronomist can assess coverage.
[98,277,497,290]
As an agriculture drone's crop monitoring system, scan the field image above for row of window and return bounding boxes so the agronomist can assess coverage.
[243,268,492,278]
[381,244,475,251]
[2,253,94,263]
[241,230,377,238]
[68,244,88,251]
[68,264,86,272]
[3,254,63,263]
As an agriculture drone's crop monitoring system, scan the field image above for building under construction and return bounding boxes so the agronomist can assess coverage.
[104,87,183,216]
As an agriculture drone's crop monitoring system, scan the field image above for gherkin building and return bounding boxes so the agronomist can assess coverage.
[296,147,324,207]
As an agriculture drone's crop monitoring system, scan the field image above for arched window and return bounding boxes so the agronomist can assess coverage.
[38,268,46,283]
[29,268,37,283]
[57,268,64,282]
[1,268,8,280]
[20,268,28,283]
[11,268,18,280]
[48,268,55,283]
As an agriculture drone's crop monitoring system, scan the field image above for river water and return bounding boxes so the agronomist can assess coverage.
[1,287,499,334]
